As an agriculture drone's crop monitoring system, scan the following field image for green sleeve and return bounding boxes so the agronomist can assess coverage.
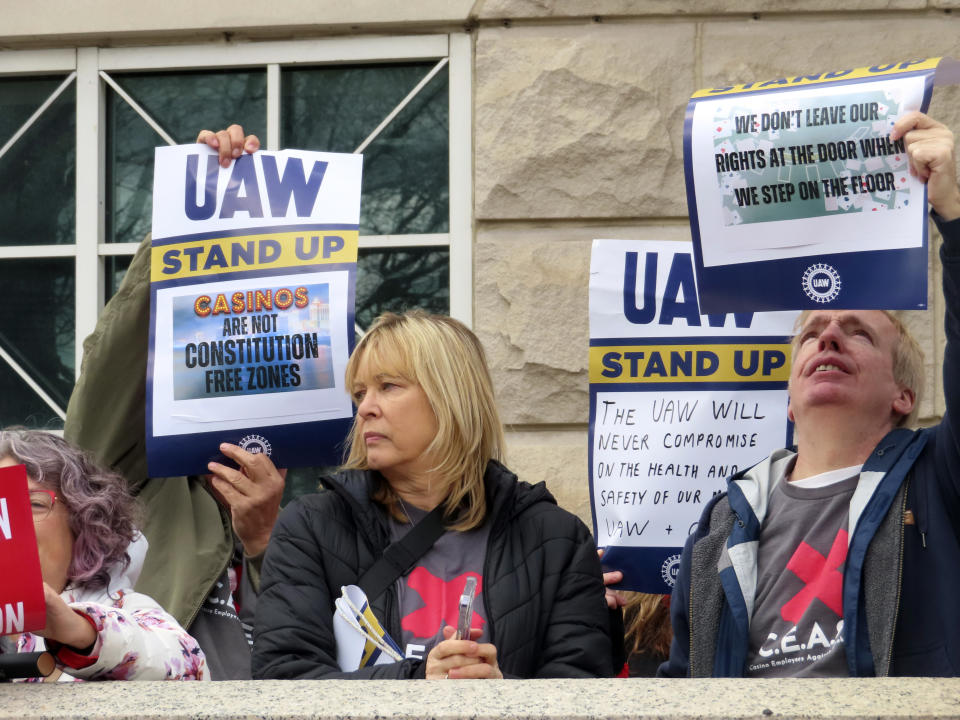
[64,235,233,627]
[64,235,152,486]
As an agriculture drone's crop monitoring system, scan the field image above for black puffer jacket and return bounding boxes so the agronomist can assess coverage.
[252,460,614,679]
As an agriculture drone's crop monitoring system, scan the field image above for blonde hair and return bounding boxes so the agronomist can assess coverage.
[791,310,924,428]
[622,592,672,659]
[342,311,505,531]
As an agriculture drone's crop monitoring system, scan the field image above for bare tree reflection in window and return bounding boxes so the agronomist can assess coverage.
[106,70,266,245]
[0,259,75,427]
[0,77,76,428]
[105,255,134,301]
[357,248,449,329]
[283,63,450,322]
[0,77,76,247]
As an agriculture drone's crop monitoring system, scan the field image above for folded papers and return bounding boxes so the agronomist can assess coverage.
[333,585,404,671]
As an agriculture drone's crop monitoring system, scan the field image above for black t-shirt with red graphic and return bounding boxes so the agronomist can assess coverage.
[745,468,859,677]
[387,505,491,661]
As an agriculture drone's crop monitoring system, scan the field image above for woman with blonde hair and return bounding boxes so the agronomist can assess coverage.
[620,593,671,677]
[230,310,613,679]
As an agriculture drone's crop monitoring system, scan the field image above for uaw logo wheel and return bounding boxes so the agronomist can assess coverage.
[661,554,682,588]
[238,434,272,457]
[802,263,842,303]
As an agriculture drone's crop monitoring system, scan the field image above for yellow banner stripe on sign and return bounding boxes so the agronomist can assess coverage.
[691,58,941,98]
[151,230,359,282]
[589,343,791,384]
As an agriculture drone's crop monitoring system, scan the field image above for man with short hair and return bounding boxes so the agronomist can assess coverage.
[660,112,960,677]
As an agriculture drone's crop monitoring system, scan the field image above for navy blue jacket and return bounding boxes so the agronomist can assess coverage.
[661,216,960,677]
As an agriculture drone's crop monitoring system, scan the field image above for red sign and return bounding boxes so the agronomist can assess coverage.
[0,464,46,634]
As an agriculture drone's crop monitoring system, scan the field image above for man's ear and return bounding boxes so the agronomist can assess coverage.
[892,386,916,421]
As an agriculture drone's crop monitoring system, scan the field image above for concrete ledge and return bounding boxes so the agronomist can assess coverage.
[3,678,960,719]
[0,1,475,43]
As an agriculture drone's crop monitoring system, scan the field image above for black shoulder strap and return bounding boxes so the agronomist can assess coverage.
[358,503,447,603]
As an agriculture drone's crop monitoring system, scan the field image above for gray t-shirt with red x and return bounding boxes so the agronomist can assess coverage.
[387,505,491,661]
[745,467,859,677]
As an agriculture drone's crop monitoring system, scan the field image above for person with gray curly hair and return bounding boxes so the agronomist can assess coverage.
[0,429,208,681]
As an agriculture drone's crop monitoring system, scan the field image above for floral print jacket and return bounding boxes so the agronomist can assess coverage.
[18,587,208,681]
[15,537,208,681]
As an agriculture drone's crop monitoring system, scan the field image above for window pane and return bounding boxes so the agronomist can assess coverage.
[105,254,134,301]
[0,361,64,430]
[0,258,74,424]
[0,76,75,246]
[282,63,449,235]
[356,247,449,329]
[106,69,266,244]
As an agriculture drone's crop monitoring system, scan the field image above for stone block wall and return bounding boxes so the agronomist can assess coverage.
[471,2,960,525]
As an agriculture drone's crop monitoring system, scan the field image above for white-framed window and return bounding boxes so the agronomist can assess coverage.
[0,35,472,430]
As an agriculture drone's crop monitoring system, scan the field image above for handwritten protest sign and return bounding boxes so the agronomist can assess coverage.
[0,464,46,635]
[147,145,362,476]
[685,57,960,312]
[589,240,797,593]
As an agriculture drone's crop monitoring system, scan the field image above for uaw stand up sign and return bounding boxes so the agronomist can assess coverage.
[684,57,960,312]
[147,145,362,477]
[589,240,797,594]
